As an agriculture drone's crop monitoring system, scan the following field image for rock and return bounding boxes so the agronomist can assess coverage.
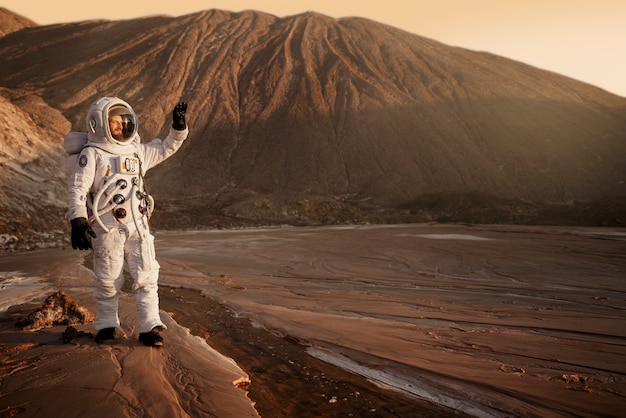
[15,291,94,331]
[60,325,94,343]
[0,234,18,248]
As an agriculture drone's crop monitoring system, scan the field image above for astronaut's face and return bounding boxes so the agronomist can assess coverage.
[108,116,124,140]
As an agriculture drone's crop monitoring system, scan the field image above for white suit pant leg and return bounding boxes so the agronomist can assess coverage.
[126,230,165,333]
[92,228,126,331]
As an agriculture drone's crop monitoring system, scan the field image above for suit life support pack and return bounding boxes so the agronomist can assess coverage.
[64,132,89,178]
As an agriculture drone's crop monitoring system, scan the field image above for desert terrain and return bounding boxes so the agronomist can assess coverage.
[1,223,625,417]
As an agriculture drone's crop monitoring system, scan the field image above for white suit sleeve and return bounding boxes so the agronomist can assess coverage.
[140,127,189,172]
[67,147,97,220]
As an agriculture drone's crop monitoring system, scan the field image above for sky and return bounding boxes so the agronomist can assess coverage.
[3,0,625,97]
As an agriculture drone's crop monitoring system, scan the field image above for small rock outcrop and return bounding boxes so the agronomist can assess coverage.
[60,325,94,343]
[16,291,94,331]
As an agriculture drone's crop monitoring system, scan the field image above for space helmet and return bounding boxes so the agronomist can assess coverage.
[85,97,138,145]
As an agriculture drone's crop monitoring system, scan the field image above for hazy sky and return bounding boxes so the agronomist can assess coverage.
[3,0,625,97]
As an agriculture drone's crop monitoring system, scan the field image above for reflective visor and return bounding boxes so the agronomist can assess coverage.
[119,114,136,140]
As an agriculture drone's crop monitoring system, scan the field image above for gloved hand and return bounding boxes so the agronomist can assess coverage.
[70,217,96,250]
[172,102,187,130]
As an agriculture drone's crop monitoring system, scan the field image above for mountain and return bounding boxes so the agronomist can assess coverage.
[0,8,625,245]
[0,7,36,37]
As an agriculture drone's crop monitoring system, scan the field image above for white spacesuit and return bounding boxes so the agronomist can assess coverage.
[66,97,188,346]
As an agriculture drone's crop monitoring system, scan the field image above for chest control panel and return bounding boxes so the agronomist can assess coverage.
[117,156,140,174]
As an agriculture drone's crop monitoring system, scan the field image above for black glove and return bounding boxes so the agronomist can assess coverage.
[70,217,96,251]
[172,102,187,131]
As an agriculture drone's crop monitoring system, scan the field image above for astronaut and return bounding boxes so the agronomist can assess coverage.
[67,97,188,347]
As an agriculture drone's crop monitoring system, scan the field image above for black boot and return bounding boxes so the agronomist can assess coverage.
[95,327,116,344]
[139,326,164,347]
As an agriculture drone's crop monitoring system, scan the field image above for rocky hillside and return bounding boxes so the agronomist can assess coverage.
[0,7,35,37]
[0,8,625,248]
[0,88,69,249]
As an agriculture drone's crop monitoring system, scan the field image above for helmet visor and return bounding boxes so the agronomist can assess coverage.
[119,114,136,140]
[108,106,136,142]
